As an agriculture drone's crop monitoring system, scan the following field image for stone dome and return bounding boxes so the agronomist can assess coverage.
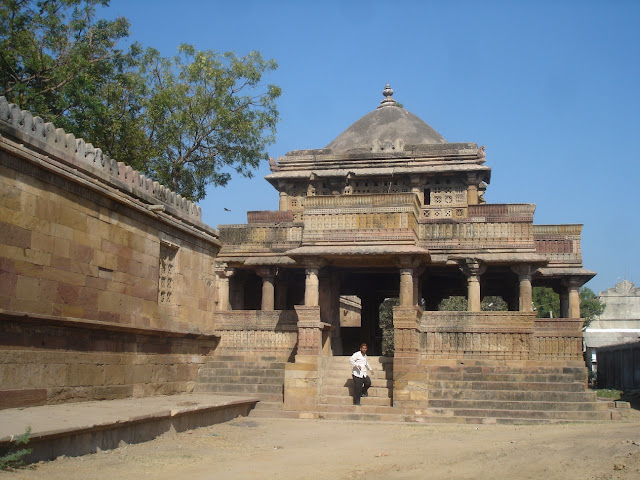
[325,84,447,153]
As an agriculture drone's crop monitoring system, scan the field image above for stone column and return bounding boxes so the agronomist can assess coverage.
[412,267,425,307]
[304,267,319,306]
[303,259,325,307]
[275,276,288,310]
[563,278,582,319]
[257,267,275,311]
[511,265,536,312]
[457,259,486,312]
[399,268,414,307]
[279,191,288,211]
[214,266,234,311]
[559,291,569,318]
[466,175,479,206]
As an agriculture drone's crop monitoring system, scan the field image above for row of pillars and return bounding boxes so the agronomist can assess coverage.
[216,260,584,319]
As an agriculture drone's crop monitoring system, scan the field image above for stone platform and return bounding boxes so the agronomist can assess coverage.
[0,393,258,463]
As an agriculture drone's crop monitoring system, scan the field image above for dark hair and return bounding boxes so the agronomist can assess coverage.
[360,343,368,347]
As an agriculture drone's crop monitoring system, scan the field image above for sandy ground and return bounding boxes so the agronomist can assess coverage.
[2,413,640,480]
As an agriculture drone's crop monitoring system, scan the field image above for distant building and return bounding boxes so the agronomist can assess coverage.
[583,280,640,376]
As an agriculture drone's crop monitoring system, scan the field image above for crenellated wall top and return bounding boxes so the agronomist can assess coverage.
[0,96,203,224]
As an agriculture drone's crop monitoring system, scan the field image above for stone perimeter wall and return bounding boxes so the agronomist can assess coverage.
[0,98,222,409]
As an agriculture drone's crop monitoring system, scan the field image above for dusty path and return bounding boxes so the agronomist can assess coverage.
[2,415,639,480]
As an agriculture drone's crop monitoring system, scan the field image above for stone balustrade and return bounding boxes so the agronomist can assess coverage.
[213,310,298,331]
[533,224,583,264]
[213,310,299,355]
[304,193,420,210]
[219,224,303,245]
[418,311,583,360]
[468,203,536,220]
[419,221,534,245]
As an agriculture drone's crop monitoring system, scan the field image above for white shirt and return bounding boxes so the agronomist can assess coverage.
[350,351,371,378]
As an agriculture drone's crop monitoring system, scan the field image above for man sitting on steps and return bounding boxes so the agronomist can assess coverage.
[350,343,374,406]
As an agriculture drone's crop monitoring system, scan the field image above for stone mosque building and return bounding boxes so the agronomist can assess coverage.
[0,86,612,423]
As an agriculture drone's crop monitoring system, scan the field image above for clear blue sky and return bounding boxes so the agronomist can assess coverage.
[104,0,639,295]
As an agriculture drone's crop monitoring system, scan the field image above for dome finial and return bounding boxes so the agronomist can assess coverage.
[378,83,397,108]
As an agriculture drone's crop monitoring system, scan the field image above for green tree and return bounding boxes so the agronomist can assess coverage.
[137,45,280,200]
[379,297,398,356]
[0,0,280,201]
[579,287,605,327]
[532,286,605,326]
[437,296,507,311]
[532,287,560,318]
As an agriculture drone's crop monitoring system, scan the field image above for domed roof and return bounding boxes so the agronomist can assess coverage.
[325,84,446,153]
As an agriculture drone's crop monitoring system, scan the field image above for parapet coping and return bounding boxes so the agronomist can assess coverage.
[0,309,220,339]
[0,97,216,235]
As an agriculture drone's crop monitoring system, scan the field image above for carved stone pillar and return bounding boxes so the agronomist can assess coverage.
[294,305,323,356]
[214,265,234,311]
[413,266,426,307]
[563,278,582,319]
[303,259,325,307]
[392,305,422,359]
[466,174,479,206]
[511,265,537,312]
[275,274,288,310]
[559,291,569,318]
[279,191,288,211]
[399,268,414,307]
[456,259,486,312]
[304,267,319,306]
[257,267,275,311]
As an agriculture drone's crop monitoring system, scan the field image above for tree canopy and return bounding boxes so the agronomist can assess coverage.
[437,296,508,312]
[0,0,281,201]
[532,286,605,326]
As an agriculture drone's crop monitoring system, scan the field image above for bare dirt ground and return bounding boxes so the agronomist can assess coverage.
[2,412,640,480]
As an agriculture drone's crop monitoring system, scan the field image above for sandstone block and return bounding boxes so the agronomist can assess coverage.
[0,388,47,408]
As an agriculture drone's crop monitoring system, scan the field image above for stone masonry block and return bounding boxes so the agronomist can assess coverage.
[30,231,54,253]
[0,221,32,248]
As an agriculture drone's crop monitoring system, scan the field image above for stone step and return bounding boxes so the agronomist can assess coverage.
[427,389,597,403]
[192,387,283,402]
[322,356,393,365]
[405,414,602,425]
[318,395,392,406]
[321,377,394,388]
[427,399,609,412]
[248,409,301,419]
[321,385,391,397]
[210,354,286,362]
[251,401,285,411]
[315,403,397,415]
[194,382,283,395]
[322,370,393,384]
[428,373,586,383]
[429,380,587,392]
[424,407,611,421]
[203,360,287,369]
[425,365,585,375]
[316,411,408,422]
[199,367,285,378]
[197,374,284,385]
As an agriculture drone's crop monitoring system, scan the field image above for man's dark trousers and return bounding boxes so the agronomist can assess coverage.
[352,375,371,405]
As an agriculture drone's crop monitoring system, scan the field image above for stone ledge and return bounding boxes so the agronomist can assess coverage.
[0,393,258,462]
[0,309,220,339]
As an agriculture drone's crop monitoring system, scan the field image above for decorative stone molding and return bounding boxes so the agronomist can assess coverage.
[294,305,325,355]
[393,306,422,358]
[0,96,201,222]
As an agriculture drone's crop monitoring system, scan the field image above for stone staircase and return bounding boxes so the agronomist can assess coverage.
[407,364,612,424]
[195,354,297,418]
[314,356,404,421]
[198,355,613,424]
